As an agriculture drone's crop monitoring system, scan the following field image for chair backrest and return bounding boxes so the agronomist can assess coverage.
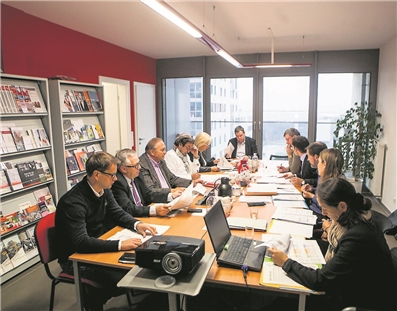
[371,210,393,234]
[269,154,288,161]
[34,213,58,265]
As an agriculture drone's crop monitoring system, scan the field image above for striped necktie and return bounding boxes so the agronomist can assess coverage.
[130,179,142,206]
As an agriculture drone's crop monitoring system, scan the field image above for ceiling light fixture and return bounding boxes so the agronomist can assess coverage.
[140,0,310,69]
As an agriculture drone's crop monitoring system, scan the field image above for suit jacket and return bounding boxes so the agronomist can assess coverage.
[297,154,318,186]
[227,136,258,158]
[138,153,191,195]
[188,151,215,172]
[111,170,168,217]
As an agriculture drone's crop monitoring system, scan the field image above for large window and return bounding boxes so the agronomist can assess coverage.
[262,76,310,160]
[162,77,203,149]
[316,73,370,147]
[210,78,253,159]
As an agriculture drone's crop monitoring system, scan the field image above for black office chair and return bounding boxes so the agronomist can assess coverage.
[371,210,394,234]
[269,154,288,161]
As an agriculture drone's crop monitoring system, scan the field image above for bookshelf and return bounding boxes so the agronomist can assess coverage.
[48,80,106,197]
[0,73,58,283]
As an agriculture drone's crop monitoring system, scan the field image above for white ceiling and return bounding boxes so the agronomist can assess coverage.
[4,1,397,60]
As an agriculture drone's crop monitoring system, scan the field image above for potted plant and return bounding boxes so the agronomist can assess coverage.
[333,101,382,181]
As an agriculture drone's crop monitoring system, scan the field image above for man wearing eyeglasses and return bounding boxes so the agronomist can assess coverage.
[164,134,201,180]
[112,148,170,217]
[55,151,157,310]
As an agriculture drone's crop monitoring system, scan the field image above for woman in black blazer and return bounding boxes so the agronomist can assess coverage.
[189,132,220,173]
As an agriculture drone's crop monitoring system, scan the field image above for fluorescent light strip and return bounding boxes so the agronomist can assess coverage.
[217,50,243,68]
[141,0,311,69]
[141,0,202,38]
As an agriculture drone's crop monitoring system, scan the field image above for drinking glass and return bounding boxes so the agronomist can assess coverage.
[249,206,259,219]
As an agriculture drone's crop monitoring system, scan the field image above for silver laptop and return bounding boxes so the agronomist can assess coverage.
[204,201,266,272]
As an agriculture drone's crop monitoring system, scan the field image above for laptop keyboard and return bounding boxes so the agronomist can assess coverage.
[223,236,251,264]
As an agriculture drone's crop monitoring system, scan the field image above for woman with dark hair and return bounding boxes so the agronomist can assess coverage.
[269,177,396,310]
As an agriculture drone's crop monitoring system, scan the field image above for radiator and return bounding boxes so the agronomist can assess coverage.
[366,143,387,197]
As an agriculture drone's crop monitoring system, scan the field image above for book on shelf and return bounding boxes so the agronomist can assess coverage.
[0,170,12,194]
[9,85,27,113]
[1,126,17,153]
[10,127,25,151]
[62,90,75,112]
[87,90,103,111]
[0,135,7,153]
[33,187,56,215]
[29,129,42,148]
[37,128,50,147]
[34,158,53,182]
[22,135,35,150]
[22,204,42,223]
[22,86,46,113]
[2,164,24,191]
[3,233,29,268]
[1,241,14,275]
[84,125,96,140]
[74,150,88,171]
[69,177,80,188]
[15,161,41,188]
[17,229,38,259]
[65,155,80,175]
[93,123,104,139]
[83,90,95,112]
[3,85,19,113]
[0,212,21,235]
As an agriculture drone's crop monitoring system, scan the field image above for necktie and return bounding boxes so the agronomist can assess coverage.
[130,180,142,206]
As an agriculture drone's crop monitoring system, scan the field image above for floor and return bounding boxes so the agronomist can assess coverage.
[1,195,396,311]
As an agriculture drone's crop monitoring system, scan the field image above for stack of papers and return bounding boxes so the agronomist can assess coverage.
[227,217,267,231]
[245,184,278,196]
[272,207,317,225]
[107,224,170,243]
[267,219,313,238]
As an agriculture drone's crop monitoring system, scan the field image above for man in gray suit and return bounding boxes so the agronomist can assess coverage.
[138,138,191,201]
[112,148,170,217]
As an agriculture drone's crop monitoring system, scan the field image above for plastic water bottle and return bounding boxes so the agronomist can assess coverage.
[251,153,259,172]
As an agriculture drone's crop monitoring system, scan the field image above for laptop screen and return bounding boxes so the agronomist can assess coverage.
[204,200,231,256]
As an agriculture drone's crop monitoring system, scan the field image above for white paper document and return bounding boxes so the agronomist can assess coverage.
[107,224,170,243]
[272,195,305,201]
[245,184,278,195]
[238,195,273,203]
[272,208,317,225]
[272,200,308,209]
[227,217,268,231]
[217,156,234,170]
[267,219,313,238]
[223,142,235,157]
[257,176,290,184]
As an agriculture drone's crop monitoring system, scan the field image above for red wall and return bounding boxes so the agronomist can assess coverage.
[1,4,156,139]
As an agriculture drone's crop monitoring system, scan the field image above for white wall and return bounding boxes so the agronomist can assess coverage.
[377,35,397,212]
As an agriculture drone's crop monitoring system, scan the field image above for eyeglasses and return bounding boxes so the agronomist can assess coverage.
[125,163,141,169]
[97,170,117,178]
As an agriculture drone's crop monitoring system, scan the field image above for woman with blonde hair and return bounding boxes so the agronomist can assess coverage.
[189,132,220,172]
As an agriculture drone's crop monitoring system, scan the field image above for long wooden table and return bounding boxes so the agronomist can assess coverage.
[69,190,311,311]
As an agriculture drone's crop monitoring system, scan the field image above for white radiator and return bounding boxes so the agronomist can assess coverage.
[366,143,387,197]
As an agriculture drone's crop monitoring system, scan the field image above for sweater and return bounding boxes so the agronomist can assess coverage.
[55,176,138,263]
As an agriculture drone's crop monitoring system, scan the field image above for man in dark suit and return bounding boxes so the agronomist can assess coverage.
[139,138,192,200]
[282,136,318,186]
[225,125,258,159]
[112,148,170,217]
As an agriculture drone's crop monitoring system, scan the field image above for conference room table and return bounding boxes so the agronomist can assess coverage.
[69,170,312,311]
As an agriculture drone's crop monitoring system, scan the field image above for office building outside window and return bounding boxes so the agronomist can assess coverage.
[262,76,310,160]
[210,78,253,159]
[317,73,370,147]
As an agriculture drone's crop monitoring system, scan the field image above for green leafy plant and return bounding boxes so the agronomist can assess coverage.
[333,102,382,180]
